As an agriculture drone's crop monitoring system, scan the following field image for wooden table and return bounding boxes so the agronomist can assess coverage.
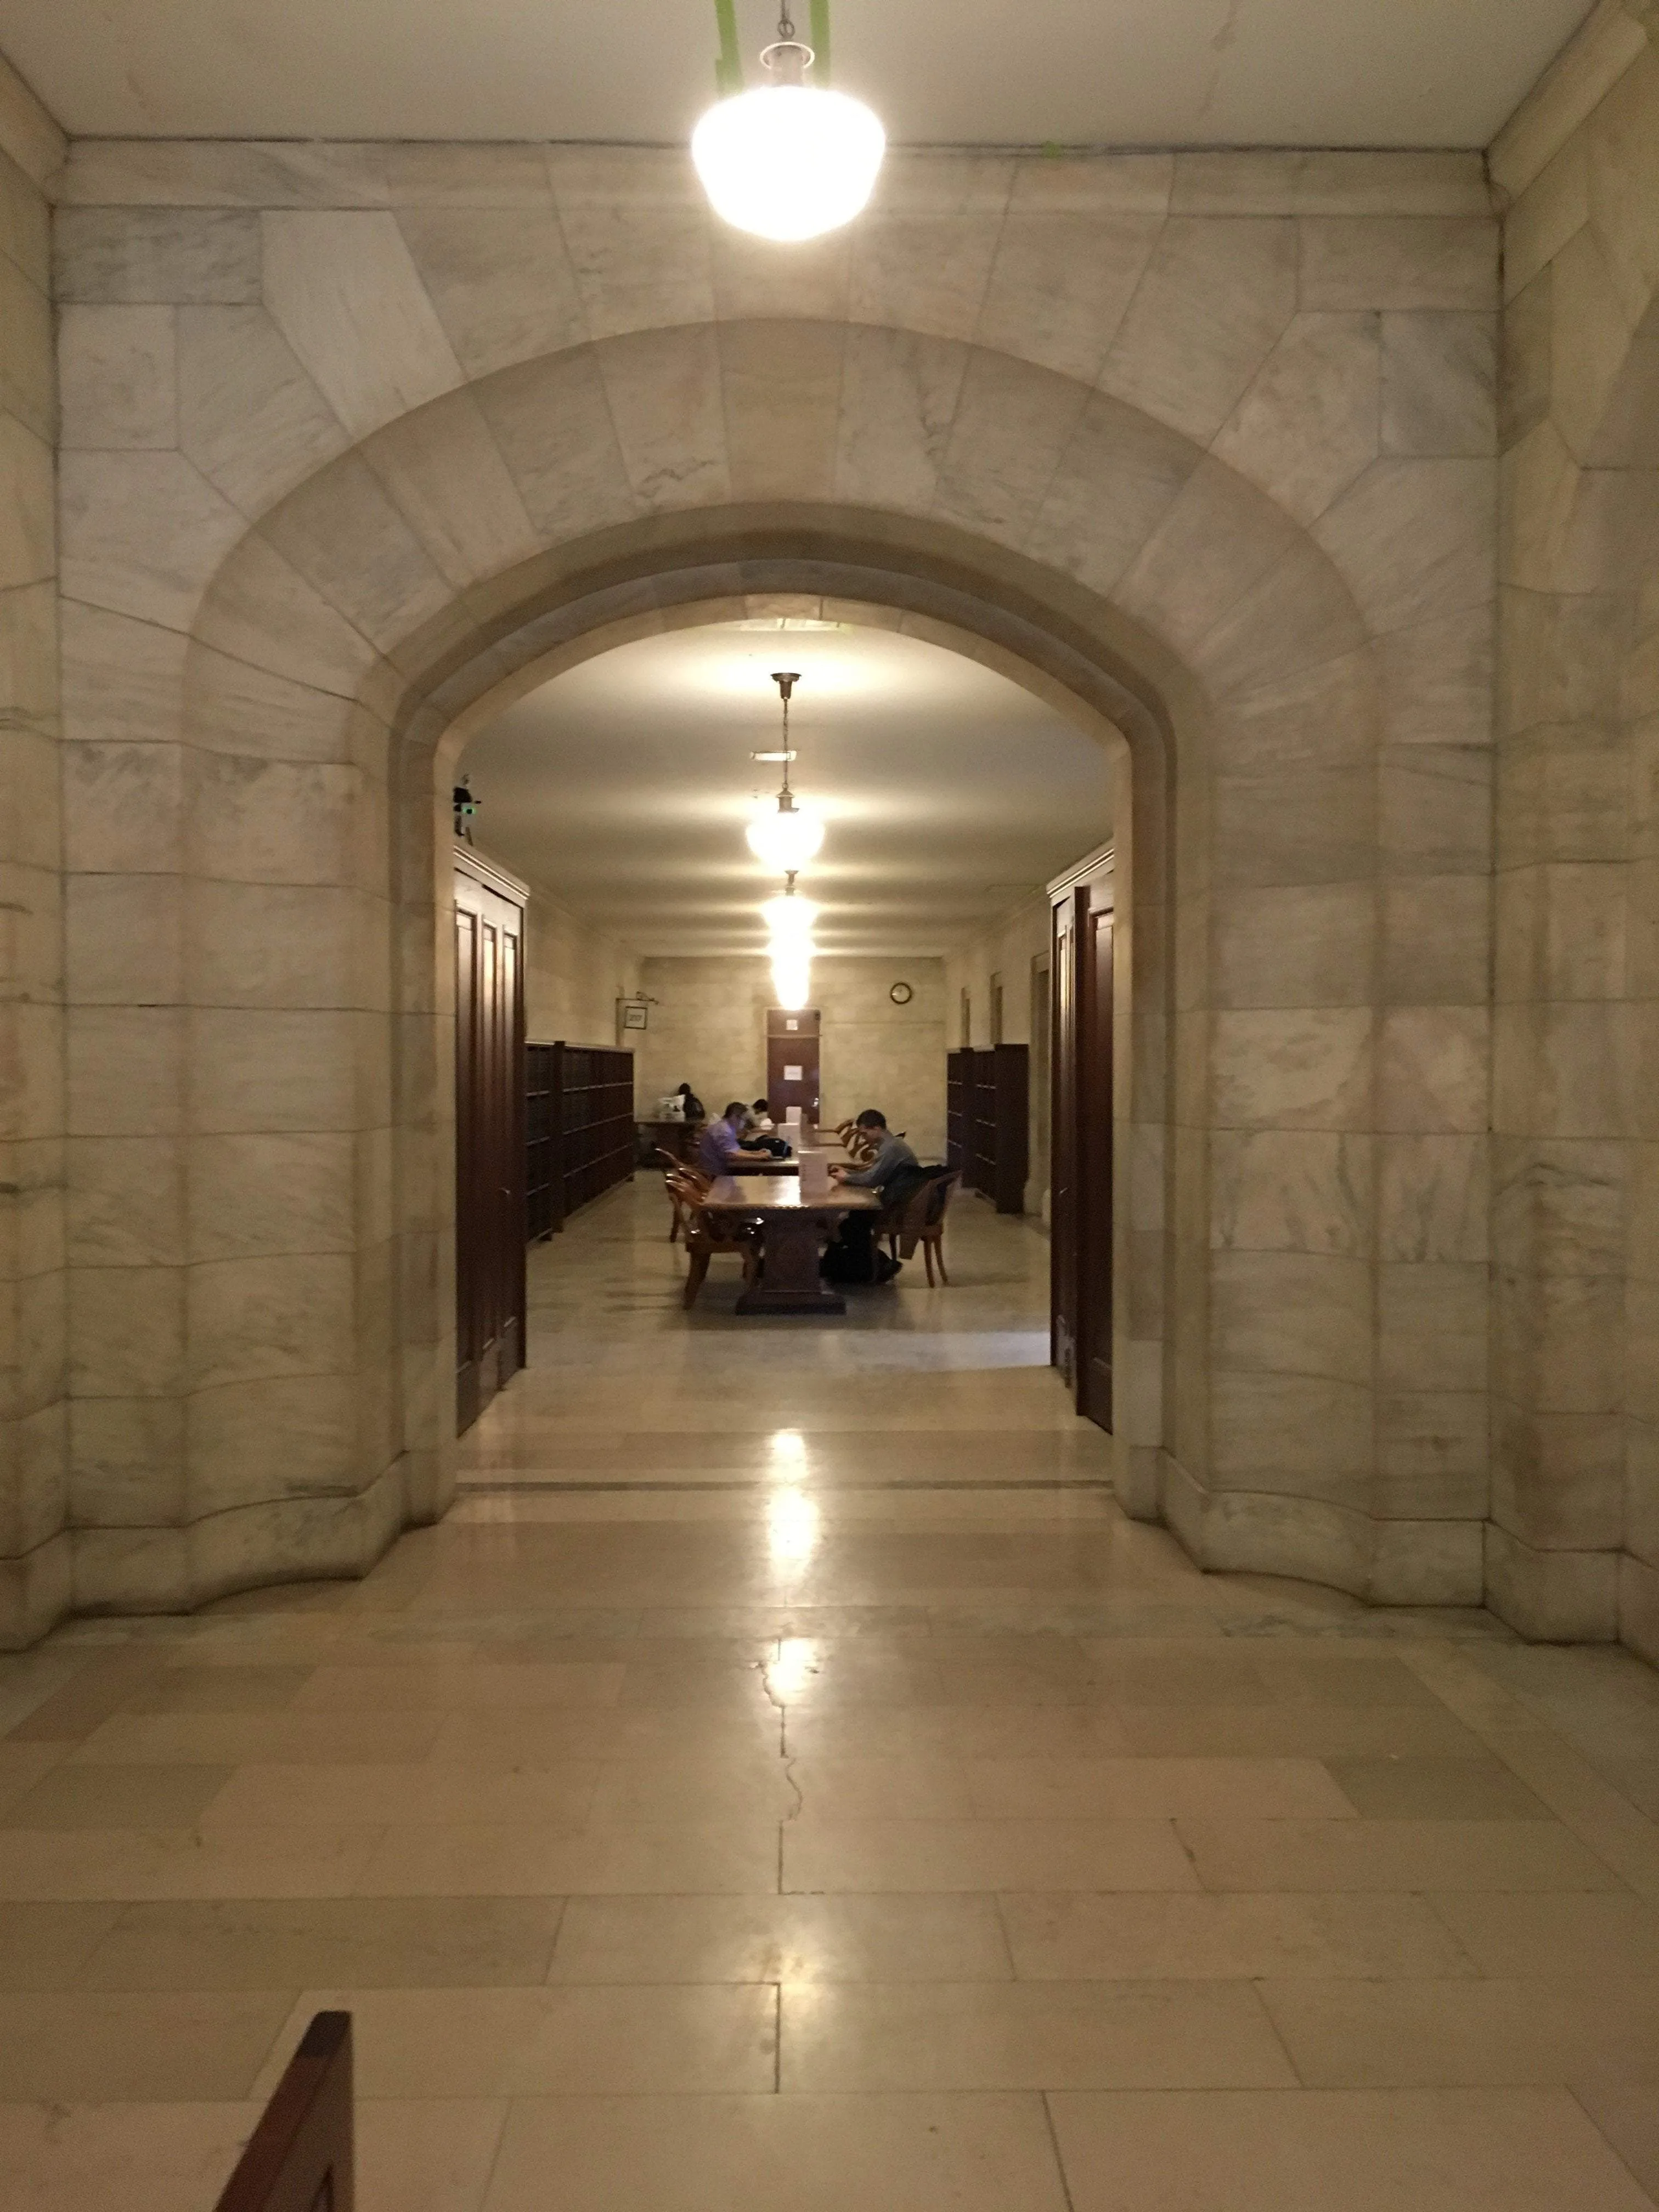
[702,1174,882,1315]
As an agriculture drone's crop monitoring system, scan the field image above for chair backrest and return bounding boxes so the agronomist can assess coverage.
[924,1168,960,1227]
[215,2011,353,2212]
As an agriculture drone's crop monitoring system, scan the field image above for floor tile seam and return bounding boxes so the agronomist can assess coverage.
[1414,1888,1511,1978]
[1398,1645,1659,1902]
[1564,2081,1659,2211]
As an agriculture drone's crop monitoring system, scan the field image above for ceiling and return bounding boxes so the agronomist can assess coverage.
[458,620,1113,960]
[5,0,1590,149]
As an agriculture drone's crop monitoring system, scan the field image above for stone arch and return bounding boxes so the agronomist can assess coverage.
[61,305,1477,1622]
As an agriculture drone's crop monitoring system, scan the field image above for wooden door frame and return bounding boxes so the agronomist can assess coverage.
[1048,844,1115,1429]
[454,849,527,1435]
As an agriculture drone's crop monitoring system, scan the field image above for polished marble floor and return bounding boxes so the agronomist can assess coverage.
[7,1178,1659,2206]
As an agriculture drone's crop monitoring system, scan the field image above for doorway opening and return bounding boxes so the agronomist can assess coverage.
[443,593,1130,1487]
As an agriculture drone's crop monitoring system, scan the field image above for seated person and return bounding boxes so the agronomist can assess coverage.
[697,1100,774,1178]
[674,1080,705,1124]
[743,1098,791,1158]
[830,1109,918,1198]
[824,1109,922,1286]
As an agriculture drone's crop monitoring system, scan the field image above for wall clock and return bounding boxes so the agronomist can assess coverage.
[889,981,914,1005]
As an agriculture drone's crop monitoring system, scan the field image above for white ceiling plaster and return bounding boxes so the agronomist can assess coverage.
[458,621,1113,960]
[4,0,1592,148]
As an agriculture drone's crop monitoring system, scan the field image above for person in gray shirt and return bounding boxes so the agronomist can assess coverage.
[830,1109,918,1199]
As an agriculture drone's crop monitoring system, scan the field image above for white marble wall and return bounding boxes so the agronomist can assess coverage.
[1489,1,1659,1649]
[25,130,1517,1632]
[0,58,66,1647]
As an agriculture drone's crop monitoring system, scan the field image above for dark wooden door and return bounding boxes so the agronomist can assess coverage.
[765,1007,821,1124]
[1050,894,1080,1384]
[1077,893,1114,1429]
[455,865,526,1435]
[1051,855,1114,1431]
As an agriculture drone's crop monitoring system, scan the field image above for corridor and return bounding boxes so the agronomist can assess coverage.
[3,1184,1659,2208]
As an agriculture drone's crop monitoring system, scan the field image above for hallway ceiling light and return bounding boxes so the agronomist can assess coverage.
[692,5,884,244]
[771,946,813,1011]
[761,891,819,946]
[746,670,826,872]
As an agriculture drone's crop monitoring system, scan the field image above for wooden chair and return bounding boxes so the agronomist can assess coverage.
[885,1168,960,1286]
[658,1149,709,1243]
[680,1192,760,1308]
[214,2011,353,2212]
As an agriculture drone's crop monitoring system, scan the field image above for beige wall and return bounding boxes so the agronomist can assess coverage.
[1488,1,1659,1652]
[0,58,66,1646]
[637,956,947,1159]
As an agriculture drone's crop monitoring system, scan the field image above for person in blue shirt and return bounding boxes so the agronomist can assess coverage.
[697,1101,772,1179]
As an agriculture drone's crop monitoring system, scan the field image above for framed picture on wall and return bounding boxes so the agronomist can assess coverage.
[619,1000,648,1031]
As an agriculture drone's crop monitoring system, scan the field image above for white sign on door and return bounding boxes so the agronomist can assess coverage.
[783,1064,803,1081]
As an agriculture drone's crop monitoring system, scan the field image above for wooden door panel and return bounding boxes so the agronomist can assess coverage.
[1050,894,1079,1382]
[1079,900,1114,1431]
[454,865,527,1436]
[765,1007,821,1123]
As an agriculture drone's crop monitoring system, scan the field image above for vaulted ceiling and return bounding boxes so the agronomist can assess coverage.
[458,620,1113,958]
[4,0,1592,148]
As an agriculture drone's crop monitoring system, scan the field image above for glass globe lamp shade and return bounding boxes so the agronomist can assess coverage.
[761,893,819,945]
[746,798,825,872]
[692,84,884,244]
[771,949,813,1011]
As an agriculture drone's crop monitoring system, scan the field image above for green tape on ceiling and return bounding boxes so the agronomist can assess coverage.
[714,0,743,95]
[810,0,831,83]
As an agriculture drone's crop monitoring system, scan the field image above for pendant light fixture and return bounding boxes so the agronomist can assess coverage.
[692,5,885,244]
[746,672,825,873]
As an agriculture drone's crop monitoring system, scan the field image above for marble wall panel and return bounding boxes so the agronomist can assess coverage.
[1381,313,1498,457]
[847,153,1013,344]
[396,205,587,380]
[360,388,541,589]
[933,351,1088,548]
[1313,457,1496,639]
[710,224,851,327]
[595,323,730,514]
[1024,392,1198,600]
[719,320,843,505]
[261,211,464,438]
[188,1254,355,1392]
[833,326,968,518]
[548,147,716,341]
[57,305,174,451]
[1101,218,1298,444]
[1209,1129,1372,1256]
[60,603,186,747]
[1211,882,1374,1009]
[1210,313,1380,527]
[0,412,55,588]
[176,306,350,519]
[256,451,454,655]
[59,450,244,631]
[54,210,261,306]
[977,159,1168,383]
[470,348,637,543]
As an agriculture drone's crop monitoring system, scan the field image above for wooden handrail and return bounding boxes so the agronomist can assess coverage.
[215,2012,354,2212]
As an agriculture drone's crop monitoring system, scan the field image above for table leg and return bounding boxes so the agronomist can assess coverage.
[736,1211,846,1314]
